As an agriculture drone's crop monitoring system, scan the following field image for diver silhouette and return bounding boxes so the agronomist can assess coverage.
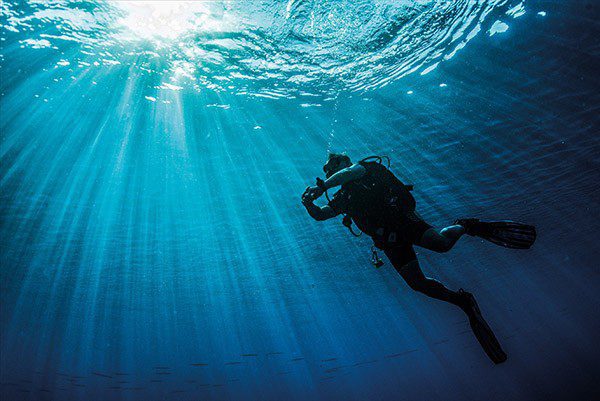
[302,153,536,364]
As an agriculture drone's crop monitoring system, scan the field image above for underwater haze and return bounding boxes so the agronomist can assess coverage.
[1,1,599,400]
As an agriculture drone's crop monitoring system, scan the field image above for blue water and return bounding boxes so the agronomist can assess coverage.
[1,1,599,400]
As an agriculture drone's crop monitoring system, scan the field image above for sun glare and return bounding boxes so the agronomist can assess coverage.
[116,1,217,43]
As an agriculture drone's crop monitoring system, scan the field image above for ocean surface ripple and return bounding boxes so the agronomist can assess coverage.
[1,0,515,97]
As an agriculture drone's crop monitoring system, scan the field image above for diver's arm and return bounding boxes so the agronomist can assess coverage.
[322,163,366,189]
[301,186,339,221]
[303,202,338,221]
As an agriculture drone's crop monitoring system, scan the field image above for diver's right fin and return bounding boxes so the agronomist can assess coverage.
[456,218,536,249]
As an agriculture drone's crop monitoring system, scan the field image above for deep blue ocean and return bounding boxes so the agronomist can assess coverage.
[1,1,599,400]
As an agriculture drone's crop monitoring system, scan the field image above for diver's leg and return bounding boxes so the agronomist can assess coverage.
[384,247,465,309]
[385,246,506,363]
[399,261,465,307]
[416,225,465,253]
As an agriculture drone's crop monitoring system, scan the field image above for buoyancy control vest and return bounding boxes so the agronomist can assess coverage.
[330,157,415,238]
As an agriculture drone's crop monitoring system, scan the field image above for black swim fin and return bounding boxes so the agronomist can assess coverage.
[455,218,536,249]
[459,290,507,364]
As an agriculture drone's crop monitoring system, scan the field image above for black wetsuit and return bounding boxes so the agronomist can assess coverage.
[328,161,431,267]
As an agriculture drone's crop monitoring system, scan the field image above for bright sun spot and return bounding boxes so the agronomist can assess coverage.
[116,1,217,43]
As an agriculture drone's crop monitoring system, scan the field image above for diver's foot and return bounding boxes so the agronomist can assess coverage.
[454,218,481,236]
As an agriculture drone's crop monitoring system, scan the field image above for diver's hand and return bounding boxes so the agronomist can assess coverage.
[302,185,324,204]
[301,187,314,205]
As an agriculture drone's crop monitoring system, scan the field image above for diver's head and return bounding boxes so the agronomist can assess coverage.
[323,152,352,178]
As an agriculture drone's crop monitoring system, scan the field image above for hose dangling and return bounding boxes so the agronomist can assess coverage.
[342,215,362,237]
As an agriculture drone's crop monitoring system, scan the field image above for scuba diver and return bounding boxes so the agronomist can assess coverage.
[301,153,536,364]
